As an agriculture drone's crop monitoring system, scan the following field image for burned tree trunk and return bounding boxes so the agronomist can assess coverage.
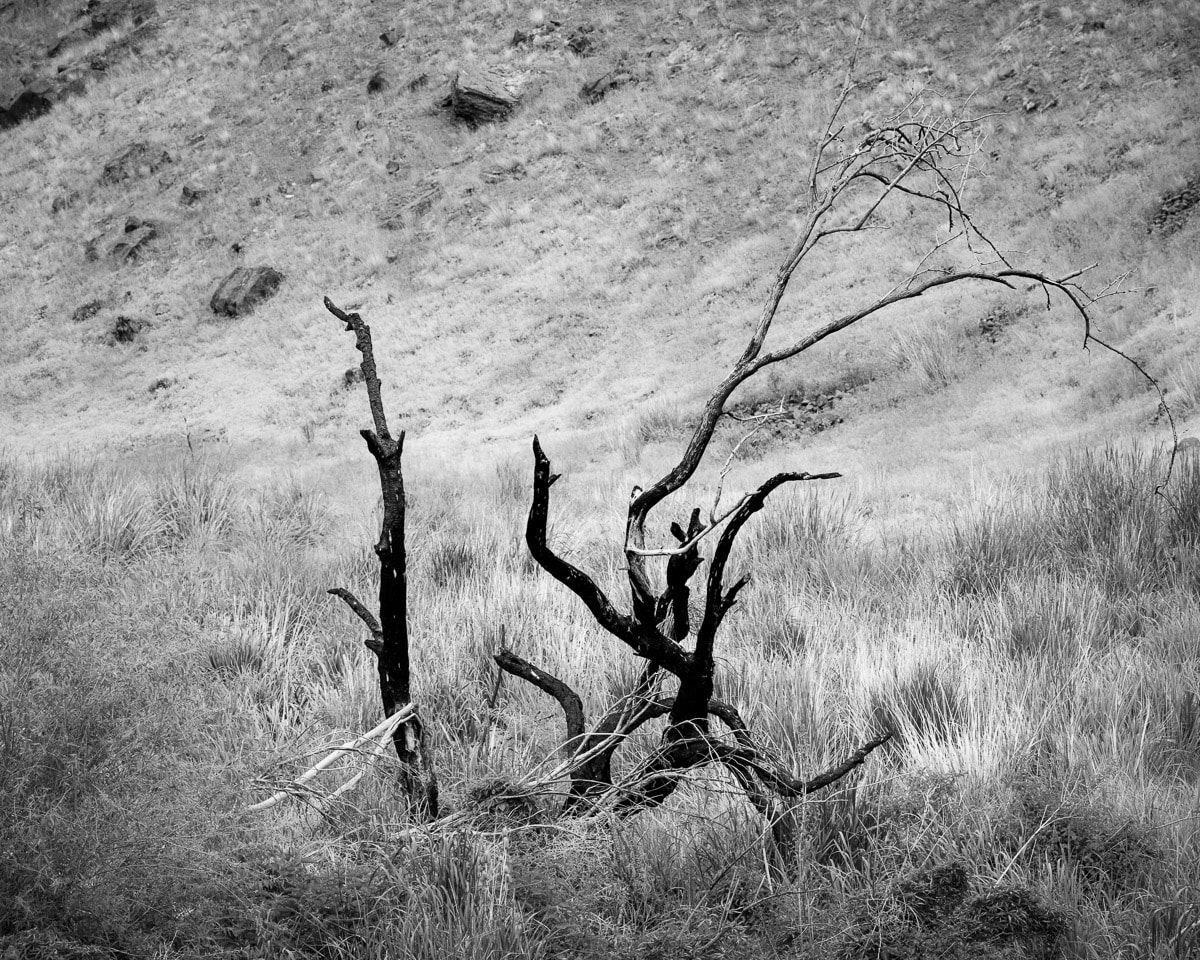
[496,56,1121,834]
[324,297,438,818]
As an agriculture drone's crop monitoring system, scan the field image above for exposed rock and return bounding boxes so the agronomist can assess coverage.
[510,20,560,47]
[380,28,400,47]
[566,23,596,55]
[181,182,208,205]
[209,265,284,317]
[385,160,401,174]
[441,68,522,125]
[110,224,157,262]
[1,81,54,128]
[406,72,429,92]
[367,68,391,94]
[85,216,159,262]
[108,314,146,344]
[71,299,105,323]
[99,141,172,187]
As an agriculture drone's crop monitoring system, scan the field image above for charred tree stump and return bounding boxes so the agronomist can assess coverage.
[324,297,438,818]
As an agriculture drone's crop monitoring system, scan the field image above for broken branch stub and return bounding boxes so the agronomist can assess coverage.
[323,296,438,818]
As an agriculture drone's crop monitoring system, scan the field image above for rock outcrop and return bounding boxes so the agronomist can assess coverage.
[209,266,284,317]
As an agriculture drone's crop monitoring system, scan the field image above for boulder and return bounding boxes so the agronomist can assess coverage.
[84,216,159,262]
[441,68,522,125]
[1,81,53,128]
[210,266,284,317]
[99,141,172,187]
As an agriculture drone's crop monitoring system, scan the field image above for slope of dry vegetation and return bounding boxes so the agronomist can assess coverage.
[3,443,1200,957]
[0,0,1197,461]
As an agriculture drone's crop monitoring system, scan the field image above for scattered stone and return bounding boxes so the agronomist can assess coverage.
[1151,174,1200,235]
[320,78,335,92]
[108,314,146,344]
[0,80,54,129]
[1082,19,1105,33]
[209,265,284,317]
[99,141,172,187]
[386,159,401,174]
[51,192,80,213]
[71,299,105,323]
[148,375,174,393]
[85,217,159,262]
[441,67,522,125]
[566,23,596,55]
[380,28,400,46]
[111,219,158,261]
[580,67,634,103]
[510,20,560,47]
[181,182,208,205]
[343,367,365,388]
[406,72,429,92]
[367,68,391,94]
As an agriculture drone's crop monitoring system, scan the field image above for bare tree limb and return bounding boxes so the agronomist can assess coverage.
[527,436,693,678]
[328,587,384,653]
[494,647,585,744]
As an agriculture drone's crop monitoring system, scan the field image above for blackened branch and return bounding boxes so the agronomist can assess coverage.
[324,297,393,449]
[328,587,384,654]
[494,647,585,744]
[526,437,693,677]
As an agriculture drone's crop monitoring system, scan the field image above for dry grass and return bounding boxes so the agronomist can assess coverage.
[3,0,1200,956]
[3,440,1200,956]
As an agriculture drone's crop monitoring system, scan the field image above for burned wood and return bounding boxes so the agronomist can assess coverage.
[324,297,438,818]
[494,647,585,744]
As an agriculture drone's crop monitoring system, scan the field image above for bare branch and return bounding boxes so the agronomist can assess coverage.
[324,297,394,450]
[495,647,585,744]
[328,587,384,653]
[527,437,693,678]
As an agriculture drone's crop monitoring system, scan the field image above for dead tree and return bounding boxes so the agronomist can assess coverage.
[324,297,438,818]
[494,61,1128,820]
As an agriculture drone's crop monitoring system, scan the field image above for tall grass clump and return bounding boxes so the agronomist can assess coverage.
[948,444,1200,597]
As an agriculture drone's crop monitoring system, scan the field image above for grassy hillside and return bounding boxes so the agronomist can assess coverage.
[3,0,1200,957]
[1,0,1198,470]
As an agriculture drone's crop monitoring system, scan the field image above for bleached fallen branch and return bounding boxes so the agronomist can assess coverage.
[247,705,417,812]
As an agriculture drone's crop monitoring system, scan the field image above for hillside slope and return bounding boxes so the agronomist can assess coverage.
[1,0,1198,487]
